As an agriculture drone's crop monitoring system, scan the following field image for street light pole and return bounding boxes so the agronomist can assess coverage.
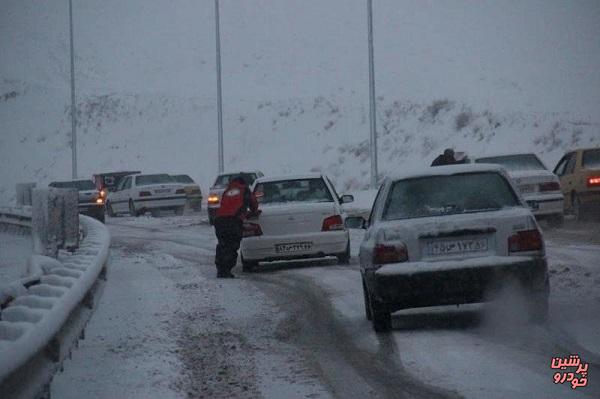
[214,0,224,173]
[69,0,77,179]
[367,0,378,188]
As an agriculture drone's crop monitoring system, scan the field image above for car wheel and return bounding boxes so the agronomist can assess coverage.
[362,277,372,321]
[241,256,258,273]
[572,192,583,221]
[106,201,115,217]
[337,239,351,265]
[369,292,392,332]
[175,206,185,216]
[150,209,161,218]
[97,212,106,224]
[547,214,564,228]
[129,200,139,217]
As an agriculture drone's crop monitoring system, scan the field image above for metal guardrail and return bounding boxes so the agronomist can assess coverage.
[0,207,32,230]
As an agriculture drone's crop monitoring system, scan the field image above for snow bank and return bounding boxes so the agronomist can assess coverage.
[0,215,110,385]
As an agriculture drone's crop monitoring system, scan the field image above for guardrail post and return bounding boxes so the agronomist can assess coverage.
[32,189,56,256]
[62,188,80,251]
[16,183,36,206]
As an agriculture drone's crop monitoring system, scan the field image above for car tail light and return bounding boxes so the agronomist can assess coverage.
[373,243,408,264]
[243,222,263,237]
[322,215,344,231]
[175,189,185,194]
[100,189,106,198]
[538,182,560,192]
[508,229,543,252]
[139,191,152,197]
[588,176,600,187]
[208,195,220,204]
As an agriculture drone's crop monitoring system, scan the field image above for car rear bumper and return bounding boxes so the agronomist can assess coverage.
[523,193,564,216]
[133,196,186,210]
[579,190,600,207]
[241,230,349,262]
[78,204,105,216]
[367,255,548,312]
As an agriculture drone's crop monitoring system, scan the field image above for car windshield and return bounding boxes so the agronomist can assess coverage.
[254,178,333,204]
[475,154,546,171]
[135,174,174,186]
[171,175,194,184]
[582,149,600,169]
[49,180,96,191]
[214,173,257,187]
[382,172,520,220]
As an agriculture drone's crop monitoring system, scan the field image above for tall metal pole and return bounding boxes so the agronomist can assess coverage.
[214,0,224,173]
[69,0,77,179]
[367,0,378,188]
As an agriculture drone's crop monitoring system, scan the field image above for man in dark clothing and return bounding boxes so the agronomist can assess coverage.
[431,148,459,167]
[214,176,259,278]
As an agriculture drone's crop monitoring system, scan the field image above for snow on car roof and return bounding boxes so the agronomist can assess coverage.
[255,173,324,184]
[389,163,507,182]
[473,152,537,160]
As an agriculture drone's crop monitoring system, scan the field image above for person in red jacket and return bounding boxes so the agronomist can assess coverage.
[214,175,259,278]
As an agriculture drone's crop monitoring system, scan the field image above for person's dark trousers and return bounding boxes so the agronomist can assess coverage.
[214,216,243,277]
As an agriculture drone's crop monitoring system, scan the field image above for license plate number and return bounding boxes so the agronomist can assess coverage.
[155,189,171,194]
[519,184,535,194]
[427,238,488,256]
[275,242,312,254]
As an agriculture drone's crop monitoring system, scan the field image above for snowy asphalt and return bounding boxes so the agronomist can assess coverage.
[51,213,600,398]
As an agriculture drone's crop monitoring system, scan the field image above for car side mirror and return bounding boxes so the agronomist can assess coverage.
[340,194,354,204]
[345,216,366,229]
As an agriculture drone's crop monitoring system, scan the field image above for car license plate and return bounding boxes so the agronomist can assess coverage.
[527,201,539,210]
[427,238,488,256]
[519,184,536,194]
[155,189,171,194]
[275,242,312,254]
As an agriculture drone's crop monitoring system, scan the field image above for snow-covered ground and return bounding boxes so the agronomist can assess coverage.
[51,212,600,398]
[0,230,32,283]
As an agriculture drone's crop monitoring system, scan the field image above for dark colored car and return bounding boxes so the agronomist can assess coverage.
[49,179,106,223]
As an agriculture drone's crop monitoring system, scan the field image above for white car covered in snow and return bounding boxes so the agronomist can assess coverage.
[106,173,187,217]
[240,174,354,271]
[474,153,564,226]
[347,164,549,332]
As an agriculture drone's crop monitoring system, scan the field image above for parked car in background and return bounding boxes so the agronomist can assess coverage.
[347,164,549,332]
[105,173,186,217]
[553,147,600,220]
[475,153,564,226]
[240,174,353,272]
[48,179,106,223]
[207,171,264,224]
[171,174,202,211]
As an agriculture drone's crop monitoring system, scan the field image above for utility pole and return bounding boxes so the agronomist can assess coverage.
[367,0,378,188]
[69,0,77,179]
[214,0,224,173]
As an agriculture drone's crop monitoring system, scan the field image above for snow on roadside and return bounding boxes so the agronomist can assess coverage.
[0,231,32,283]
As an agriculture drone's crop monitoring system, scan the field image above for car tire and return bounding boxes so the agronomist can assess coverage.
[337,239,351,265]
[369,292,392,332]
[241,257,258,273]
[150,209,161,218]
[97,212,106,224]
[175,206,185,216]
[129,200,139,217]
[362,277,372,321]
[547,214,564,228]
[106,201,116,217]
[572,193,583,221]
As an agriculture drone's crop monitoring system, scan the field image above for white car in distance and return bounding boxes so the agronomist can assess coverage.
[475,153,564,227]
[240,174,354,272]
[106,173,187,217]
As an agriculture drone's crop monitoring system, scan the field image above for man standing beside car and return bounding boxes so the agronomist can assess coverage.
[213,176,259,278]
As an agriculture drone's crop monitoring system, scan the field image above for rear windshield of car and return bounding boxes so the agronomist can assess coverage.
[254,178,333,204]
[135,174,174,186]
[49,180,96,191]
[475,154,546,171]
[582,149,600,169]
[214,173,257,187]
[382,172,520,220]
[171,175,194,184]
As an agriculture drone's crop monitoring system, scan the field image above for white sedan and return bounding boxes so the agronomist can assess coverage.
[348,164,549,332]
[474,153,564,226]
[240,174,354,271]
[106,173,187,217]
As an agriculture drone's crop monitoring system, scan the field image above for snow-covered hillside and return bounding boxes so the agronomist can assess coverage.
[1,0,600,203]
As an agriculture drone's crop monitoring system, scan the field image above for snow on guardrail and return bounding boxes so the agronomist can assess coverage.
[0,206,33,230]
[0,215,110,397]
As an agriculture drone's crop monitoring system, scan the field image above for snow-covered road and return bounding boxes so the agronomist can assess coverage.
[51,214,599,398]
